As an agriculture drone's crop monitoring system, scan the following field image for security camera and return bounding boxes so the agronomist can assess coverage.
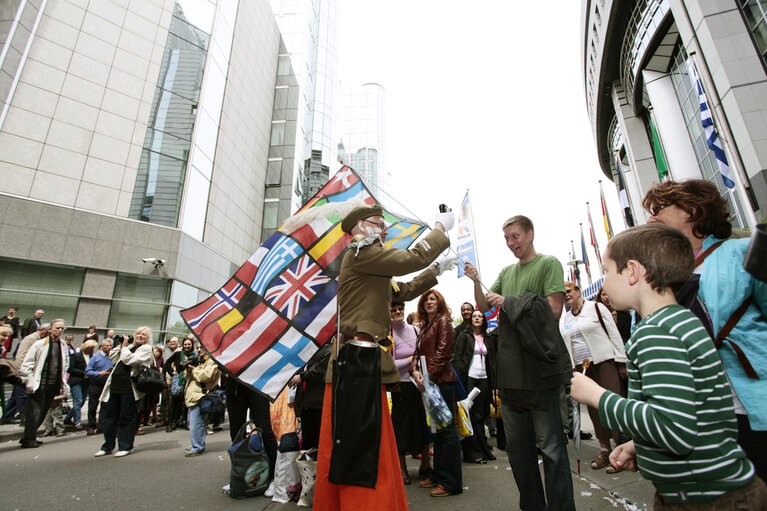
[155,259,166,266]
[141,257,166,267]
[142,257,156,263]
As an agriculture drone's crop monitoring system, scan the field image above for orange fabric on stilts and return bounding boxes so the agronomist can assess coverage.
[315,383,409,510]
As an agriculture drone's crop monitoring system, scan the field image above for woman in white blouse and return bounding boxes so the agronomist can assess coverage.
[453,309,495,464]
[562,282,627,473]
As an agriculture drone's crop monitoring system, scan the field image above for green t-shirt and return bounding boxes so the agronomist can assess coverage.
[489,254,564,297]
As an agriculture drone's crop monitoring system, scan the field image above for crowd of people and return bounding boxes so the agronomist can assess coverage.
[1,178,765,510]
[0,319,232,458]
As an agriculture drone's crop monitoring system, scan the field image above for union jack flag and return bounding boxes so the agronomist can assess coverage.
[265,254,331,316]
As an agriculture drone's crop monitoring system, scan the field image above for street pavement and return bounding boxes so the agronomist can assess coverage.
[0,414,654,510]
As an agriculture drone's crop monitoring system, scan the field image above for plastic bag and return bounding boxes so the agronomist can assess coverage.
[270,387,297,443]
[272,450,301,503]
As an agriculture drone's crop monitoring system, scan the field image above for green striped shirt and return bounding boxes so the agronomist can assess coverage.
[598,305,753,504]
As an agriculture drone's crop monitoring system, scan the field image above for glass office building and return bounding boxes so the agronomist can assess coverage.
[582,0,767,227]
[0,0,288,341]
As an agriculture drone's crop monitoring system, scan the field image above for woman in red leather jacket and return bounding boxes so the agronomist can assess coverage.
[410,289,462,497]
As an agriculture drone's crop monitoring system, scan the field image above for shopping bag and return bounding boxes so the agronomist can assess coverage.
[227,422,271,498]
[270,387,297,443]
[489,389,502,419]
[272,433,301,504]
[296,448,318,507]
[455,387,480,438]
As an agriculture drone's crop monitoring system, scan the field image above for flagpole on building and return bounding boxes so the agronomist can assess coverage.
[687,51,757,229]
[598,180,614,240]
[586,202,603,274]
[647,106,671,181]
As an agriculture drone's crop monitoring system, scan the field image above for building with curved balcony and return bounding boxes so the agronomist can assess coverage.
[582,0,767,228]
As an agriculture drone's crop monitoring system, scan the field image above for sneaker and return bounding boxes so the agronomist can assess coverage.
[94,450,113,457]
[87,429,95,436]
[184,450,206,457]
[114,450,131,458]
[264,482,275,498]
[20,440,42,448]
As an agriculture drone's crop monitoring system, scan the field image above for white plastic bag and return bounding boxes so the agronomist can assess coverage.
[272,450,301,503]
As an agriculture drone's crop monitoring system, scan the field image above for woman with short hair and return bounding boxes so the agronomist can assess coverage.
[562,281,626,473]
[643,179,767,480]
[94,326,153,458]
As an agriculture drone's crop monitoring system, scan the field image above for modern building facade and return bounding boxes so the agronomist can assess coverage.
[337,82,391,207]
[263,0,339,243]
[0,0,285,341]
[582,0,767,228]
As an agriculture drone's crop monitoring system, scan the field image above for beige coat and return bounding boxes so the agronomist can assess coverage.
[19,336,69,394]
[184,356,221,407]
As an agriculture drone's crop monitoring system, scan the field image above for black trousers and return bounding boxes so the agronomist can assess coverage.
[88,383,105,430]
[300,407,322,450]
[167,393,186,429]
[22,383,59,443]
[101,392,138,452]
[225,381,277,474]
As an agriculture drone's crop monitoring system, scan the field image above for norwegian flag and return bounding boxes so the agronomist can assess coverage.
[264,254,331,317]
[185,281,247,331]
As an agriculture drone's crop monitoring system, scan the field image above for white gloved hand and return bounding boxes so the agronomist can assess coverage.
[433,255,458,276]
[435,211,455,232]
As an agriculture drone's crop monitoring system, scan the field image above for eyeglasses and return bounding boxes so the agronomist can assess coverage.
[364,219,387,230]
[390,306,405,312]
[648,203,673,216]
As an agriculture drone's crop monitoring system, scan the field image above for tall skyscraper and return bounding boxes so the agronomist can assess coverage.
[263,0,339,243]
[337,82,390,208]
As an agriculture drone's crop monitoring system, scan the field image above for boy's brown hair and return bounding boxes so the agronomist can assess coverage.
[605,224,694,292]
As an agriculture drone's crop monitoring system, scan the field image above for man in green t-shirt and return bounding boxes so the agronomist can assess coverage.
[465,215,574,511]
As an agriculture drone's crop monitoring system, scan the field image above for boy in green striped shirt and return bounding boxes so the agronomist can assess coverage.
[571,224,765,508]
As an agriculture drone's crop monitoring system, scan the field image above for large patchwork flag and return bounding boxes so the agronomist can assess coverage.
[181,166,427,399]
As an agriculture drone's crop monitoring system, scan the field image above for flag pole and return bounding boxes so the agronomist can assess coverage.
[687,51,757,229]
[598,180,614,240]
[466,189,482,279]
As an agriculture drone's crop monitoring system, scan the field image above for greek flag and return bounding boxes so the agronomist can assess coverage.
[690,61,735,189]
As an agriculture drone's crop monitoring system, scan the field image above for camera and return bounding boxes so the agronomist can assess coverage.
[179,351,200,370]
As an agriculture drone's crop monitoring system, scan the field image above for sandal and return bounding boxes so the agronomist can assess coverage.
[591,453,610,470]
[606,464,624,474]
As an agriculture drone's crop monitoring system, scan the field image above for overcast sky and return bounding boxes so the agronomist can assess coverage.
[334,1,626,313]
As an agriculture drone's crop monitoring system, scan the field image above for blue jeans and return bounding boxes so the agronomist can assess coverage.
[2,383,27,421]
[431,382,462,494]
[101,392,138,452]
[64,382,88,425]
[501,387,575,511]
[188,404,206,453]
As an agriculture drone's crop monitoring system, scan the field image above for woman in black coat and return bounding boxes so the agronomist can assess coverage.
[452,310,495,463]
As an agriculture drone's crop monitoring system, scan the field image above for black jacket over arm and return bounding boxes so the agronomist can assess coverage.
[494,291,571,391]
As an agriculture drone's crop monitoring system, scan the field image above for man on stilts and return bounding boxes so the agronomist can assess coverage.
[314,204,456,510]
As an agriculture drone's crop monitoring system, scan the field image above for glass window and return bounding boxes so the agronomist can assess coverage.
[108,274,170,338]
[263,200,279,229]
[668,46,747,228]
[0,257,84,325]
[737,0,767,68]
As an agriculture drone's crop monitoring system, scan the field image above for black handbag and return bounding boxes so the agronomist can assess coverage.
[132,364,165,394]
